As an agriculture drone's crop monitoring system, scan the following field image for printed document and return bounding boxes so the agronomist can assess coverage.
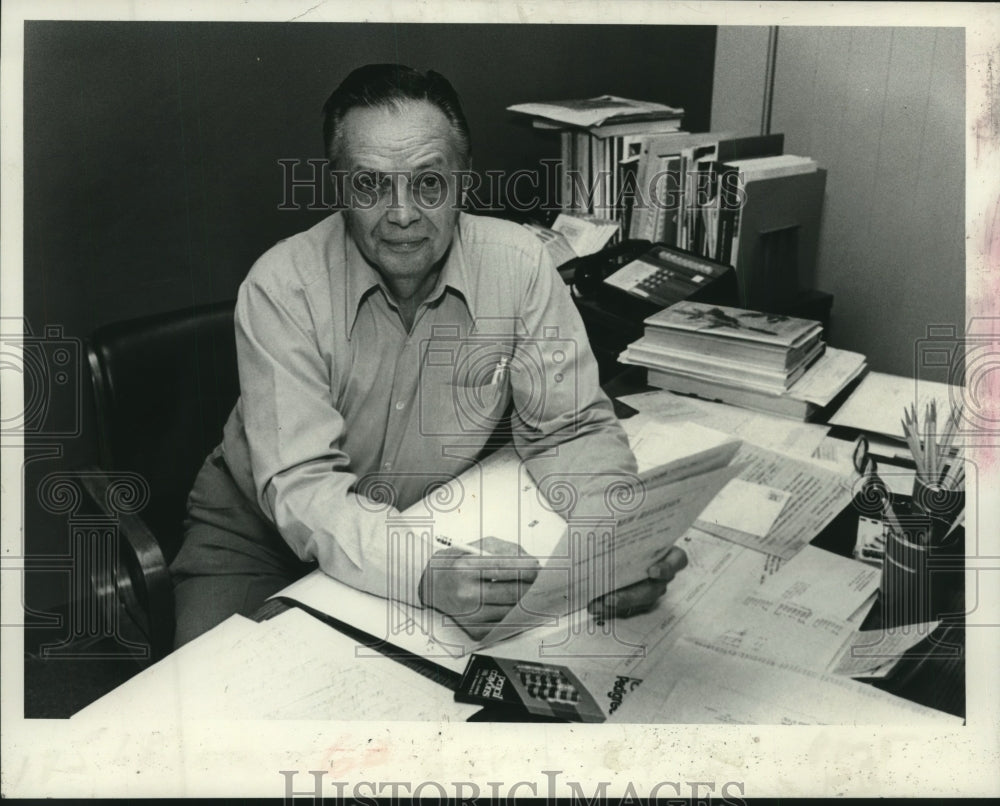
[479,461,740,645]
[695,442,854,559]
[607,636,961,725]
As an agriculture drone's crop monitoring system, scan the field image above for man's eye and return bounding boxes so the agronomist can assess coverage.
[416,173,442,190]
[414,172,446,201]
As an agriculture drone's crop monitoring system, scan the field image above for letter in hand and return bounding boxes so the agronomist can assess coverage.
[587,546,688,620]
[418,536,540,640]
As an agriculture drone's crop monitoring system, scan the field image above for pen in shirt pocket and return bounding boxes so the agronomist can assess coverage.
[490,356,510,386]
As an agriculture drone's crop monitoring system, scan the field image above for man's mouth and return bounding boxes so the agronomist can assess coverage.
[381,238,427,253]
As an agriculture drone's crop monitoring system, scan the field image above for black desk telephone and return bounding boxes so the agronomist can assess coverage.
[568,239,740,319]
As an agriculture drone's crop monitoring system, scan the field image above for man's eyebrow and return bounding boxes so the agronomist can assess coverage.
[411,154,450,171]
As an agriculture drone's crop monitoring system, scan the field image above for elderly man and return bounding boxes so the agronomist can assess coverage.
[170,64,686,646]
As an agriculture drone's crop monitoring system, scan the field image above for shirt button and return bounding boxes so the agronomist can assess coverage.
[395,401,406,410]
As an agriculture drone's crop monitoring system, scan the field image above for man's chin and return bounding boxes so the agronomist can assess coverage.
[375,251,436,285]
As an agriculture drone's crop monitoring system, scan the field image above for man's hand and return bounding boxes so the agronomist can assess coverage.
[418,536,540,640]
[587,546,688,620]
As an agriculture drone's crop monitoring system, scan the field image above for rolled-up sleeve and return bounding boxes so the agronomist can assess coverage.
[234,270,432,607]
[508,247,638,519]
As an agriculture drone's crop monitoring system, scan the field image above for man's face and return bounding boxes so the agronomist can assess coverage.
[338,100,464,295]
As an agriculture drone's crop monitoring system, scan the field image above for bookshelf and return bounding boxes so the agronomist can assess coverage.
[509,98,828,315]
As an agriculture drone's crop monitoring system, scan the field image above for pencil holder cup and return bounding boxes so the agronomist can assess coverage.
[879,502,932,629]
[910,477,964,548]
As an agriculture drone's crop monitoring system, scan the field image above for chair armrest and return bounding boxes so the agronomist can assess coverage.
[79,466,175,659]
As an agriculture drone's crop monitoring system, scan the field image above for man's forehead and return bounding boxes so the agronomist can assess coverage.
[340,100,461,168]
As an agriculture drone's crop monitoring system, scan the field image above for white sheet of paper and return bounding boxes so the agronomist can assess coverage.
[618,390,830,459]
[551,213,618,256]
[480,462,742,645]
[786,347,867,405]
[621,414,739,474]
[692,548,883,674]
[706,596,859,673]
[757,544,881,621]
[608,636,960,725]
[699,479,790,538]
[695,441,855,559]
[74,610,479,722]
[421,446,568,560]
[828,371,961,440]
[831,621,942,676]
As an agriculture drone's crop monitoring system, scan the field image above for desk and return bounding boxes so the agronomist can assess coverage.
[74,377,965,724]
[605,366,966,719]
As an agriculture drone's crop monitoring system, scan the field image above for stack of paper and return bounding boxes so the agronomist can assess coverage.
[507,95,683,130]
[523,214,620,267]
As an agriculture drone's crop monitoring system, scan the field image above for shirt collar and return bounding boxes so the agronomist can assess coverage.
[342,214,476,340]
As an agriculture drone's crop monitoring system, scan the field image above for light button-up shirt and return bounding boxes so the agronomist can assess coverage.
[219,212,635,607]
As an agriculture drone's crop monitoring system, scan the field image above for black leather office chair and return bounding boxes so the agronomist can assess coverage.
[84,300,239,659]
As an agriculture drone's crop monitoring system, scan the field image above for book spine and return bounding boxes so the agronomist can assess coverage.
[628,141,651,240]
[560,131,574,212]
[576,131,592,213]
[716,163,740,266]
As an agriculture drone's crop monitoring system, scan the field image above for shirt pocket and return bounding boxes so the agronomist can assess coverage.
[418,342,513,438]
[445,375,511,437]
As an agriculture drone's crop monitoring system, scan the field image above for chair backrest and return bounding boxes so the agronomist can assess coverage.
[87,300,240,564]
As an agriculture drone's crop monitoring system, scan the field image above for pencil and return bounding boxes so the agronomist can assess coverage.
[924,401,937,484]
[901,413,926,481]
[940,445,965,489]
[938,403,961,462]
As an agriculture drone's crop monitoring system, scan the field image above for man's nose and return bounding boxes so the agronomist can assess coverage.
[385,178,422,227]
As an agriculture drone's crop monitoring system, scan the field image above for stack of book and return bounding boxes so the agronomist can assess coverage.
[619,301,867,420]
[507,96,685,234]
